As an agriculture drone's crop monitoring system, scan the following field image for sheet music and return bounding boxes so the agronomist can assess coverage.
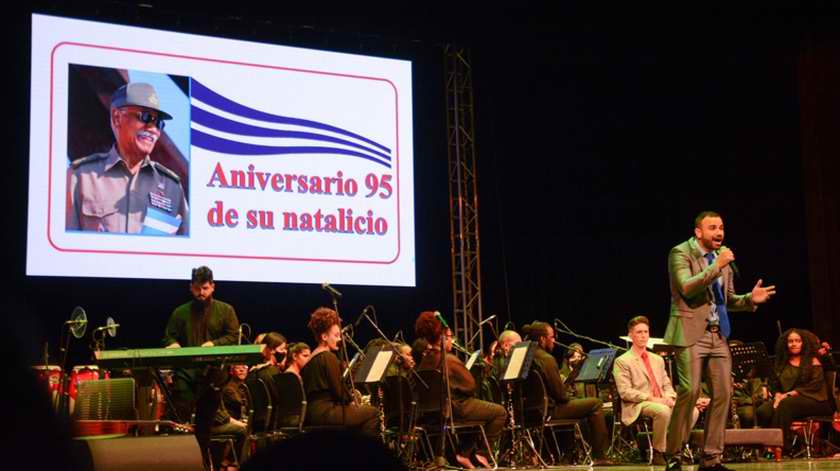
[465,350,481,370]
[504,346,527,380]
[365,351,394,383]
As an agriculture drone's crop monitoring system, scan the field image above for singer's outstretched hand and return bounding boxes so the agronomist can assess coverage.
[751,279,776,304]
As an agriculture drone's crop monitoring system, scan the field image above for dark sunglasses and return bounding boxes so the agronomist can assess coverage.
[122,109,166,130]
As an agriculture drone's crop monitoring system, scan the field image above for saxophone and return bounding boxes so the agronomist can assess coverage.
[378,384,386,442]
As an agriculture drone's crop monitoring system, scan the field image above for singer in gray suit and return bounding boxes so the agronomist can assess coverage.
[663,211,776,471]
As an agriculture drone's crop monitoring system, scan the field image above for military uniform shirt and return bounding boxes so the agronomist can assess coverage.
[66,146,189,234]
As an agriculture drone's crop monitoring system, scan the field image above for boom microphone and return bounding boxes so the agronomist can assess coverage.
[321,283,343,299]
[478,314,497,327]
[356,306,371,328]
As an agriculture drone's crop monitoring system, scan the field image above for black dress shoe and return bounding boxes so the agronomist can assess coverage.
[698,464,735,471]
[651,450,667,466]
[665,455,681,471]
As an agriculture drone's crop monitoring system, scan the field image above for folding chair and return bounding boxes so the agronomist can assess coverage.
[414,369,497,467]
[791,369,840,458]
[523,369,592,466]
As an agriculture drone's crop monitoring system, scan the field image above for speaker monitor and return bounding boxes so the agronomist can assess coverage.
[72,435,202,471]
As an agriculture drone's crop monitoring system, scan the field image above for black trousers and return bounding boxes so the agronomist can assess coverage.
[755,395,833,451]
[307,399,380,436]
[552,397,609,458]
[453,397,507,457]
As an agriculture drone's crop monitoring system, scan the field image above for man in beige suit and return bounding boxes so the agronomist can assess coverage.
[614,316,699,465]
[663,211,776,471]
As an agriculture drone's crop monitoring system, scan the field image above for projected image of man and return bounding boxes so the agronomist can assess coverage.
[66,82,189,235]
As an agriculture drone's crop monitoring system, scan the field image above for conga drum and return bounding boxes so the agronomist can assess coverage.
[31,365,62,410]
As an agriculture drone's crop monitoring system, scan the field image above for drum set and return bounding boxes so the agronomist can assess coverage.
[31,307,168,423]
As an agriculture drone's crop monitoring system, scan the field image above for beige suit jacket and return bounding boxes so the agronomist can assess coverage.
[612,348,676,425]
[663,237,755,347]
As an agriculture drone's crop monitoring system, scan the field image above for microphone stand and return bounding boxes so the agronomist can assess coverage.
[57,321,77,416]
[342,327,367,359]
[329,293,356,428]
[436,326,454,468]
[554,319,628,352]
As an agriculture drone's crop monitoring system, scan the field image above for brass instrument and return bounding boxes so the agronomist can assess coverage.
[378,384,386,442]
[730,380,742,428]
[451,339,472,356]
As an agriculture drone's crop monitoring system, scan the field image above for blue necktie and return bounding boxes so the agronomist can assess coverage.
[704,252,731,338]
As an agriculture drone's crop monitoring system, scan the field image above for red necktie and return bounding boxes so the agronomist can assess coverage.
[640,351,662,398]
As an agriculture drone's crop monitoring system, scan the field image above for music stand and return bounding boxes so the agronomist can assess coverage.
[730,342,773,382]
[501,341,537,382]
[464,350,482,371]
[575,348,617,384]
[353,345,395,384]
[498,341,544,468]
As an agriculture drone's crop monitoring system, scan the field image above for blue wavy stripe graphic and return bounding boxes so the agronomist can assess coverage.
[191,106,391,164]
[191,79,391,155]
[192,129,392,169]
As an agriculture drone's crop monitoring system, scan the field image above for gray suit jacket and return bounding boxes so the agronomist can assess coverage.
[663,238,755,347]
[613,349,676,425]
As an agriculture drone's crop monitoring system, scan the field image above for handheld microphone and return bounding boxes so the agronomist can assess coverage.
[717,246,740,278]
[435,311,449,330]
[321,283,343,299]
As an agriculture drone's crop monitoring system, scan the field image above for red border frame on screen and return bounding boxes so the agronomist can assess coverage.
[47,42,403,265]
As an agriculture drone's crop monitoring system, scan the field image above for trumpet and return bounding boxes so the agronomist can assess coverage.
[451,339,472,355]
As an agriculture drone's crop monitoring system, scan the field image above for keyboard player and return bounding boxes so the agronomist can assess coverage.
[162,266,240,469]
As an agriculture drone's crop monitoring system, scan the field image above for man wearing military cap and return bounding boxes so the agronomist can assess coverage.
[66,82,189,235]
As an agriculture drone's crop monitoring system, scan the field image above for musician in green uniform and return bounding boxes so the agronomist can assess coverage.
[66,82,188,235]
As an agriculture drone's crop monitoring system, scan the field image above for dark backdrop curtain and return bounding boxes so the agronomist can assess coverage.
[799,35,840,347]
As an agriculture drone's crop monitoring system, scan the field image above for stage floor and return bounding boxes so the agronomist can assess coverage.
[475,458,840,471]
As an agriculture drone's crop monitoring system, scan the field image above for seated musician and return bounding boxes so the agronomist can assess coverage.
[756,328,833,454]
[522,321,613,465]
[162,266,240,468]
[613,315,699,465]
[252,332,288,372]
[415,311,506,469]
[560,343,585,380]
[490,330,522,378]
[482,339,499,369]
[300,307,379,436]
[284,342,312,378]
[211,364,249,469]
[801,329,836,370]
[411,337,430,366]
[247,332,287,429]
[561,343,586,399]
[386,342,416,378]
[727,340,769,428]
